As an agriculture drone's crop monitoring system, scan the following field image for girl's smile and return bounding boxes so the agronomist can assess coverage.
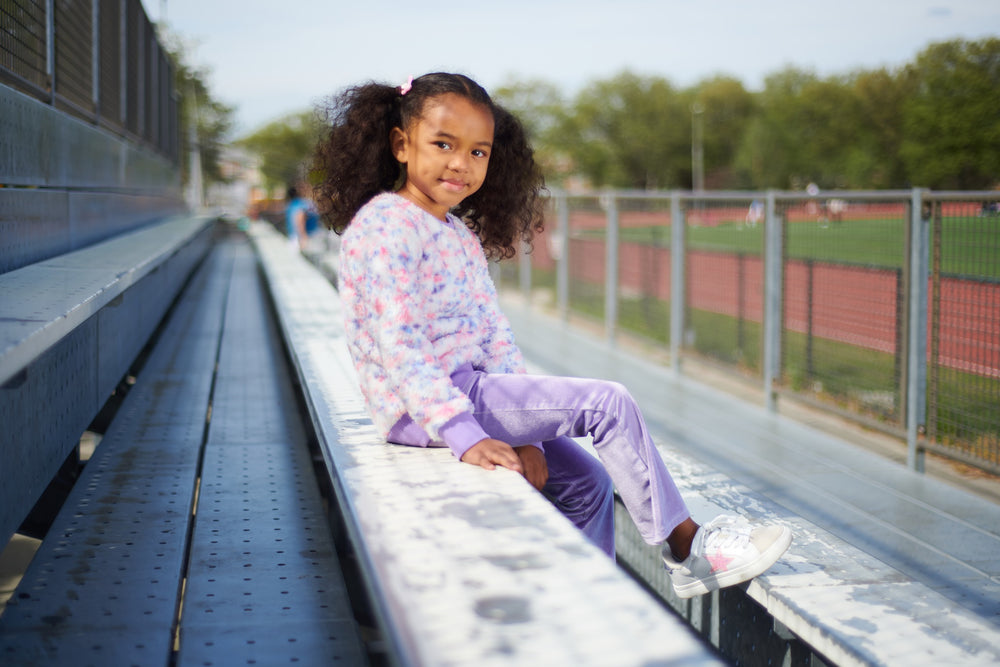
[391,93,494,220]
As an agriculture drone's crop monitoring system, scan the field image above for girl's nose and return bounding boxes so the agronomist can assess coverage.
[448,154,468,172]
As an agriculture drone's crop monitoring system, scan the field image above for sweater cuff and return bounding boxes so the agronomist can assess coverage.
[439,412,490,460]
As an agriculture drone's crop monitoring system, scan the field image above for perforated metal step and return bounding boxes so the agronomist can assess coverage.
[0,242,236,665]
[2,239,366,665]
[176,243,364,665]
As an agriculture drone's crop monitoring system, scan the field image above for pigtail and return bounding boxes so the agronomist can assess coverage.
[458,104,546,260]
[314,72,546,256]
[313,83,404,233]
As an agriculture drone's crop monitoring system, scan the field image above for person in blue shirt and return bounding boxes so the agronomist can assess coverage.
[285,184,319,250]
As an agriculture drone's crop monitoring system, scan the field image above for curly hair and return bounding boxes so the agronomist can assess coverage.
[313,72,545,260]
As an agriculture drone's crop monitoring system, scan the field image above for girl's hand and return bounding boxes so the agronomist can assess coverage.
[514,445,548,490]
[461,438,523,475]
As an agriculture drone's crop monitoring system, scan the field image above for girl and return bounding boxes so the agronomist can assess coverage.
[313,72,790,598]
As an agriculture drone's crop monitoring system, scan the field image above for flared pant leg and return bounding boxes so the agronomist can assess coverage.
[454,369,690,555]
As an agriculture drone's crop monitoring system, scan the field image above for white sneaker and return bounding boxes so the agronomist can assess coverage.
[662,515,792,599]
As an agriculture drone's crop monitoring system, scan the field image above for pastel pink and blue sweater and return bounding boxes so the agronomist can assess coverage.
[338,192,527,459]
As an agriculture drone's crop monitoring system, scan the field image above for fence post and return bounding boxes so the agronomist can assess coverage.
[46,0,56,104]
[119,0,127,125]
[906,188,929,472]
[737,252,746,357]
[805,259,814,380]
[149,36,159,148]
[763,190,783,412]
[92,1,101,112]
[604,192,619,344]
[670,192,684,373]
[556,192,569,320]
[894,266,905,425]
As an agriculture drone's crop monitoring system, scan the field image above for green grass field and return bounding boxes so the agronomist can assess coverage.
[614,216,1000,279]
[620,300,998,451]
[512,256,1000,465]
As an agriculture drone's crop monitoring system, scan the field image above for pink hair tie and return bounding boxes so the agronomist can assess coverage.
[399,75,414,96]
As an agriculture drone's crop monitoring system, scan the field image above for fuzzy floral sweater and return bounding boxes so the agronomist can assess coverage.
[338,192,526,459]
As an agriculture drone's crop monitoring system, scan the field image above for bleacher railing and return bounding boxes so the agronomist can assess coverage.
[501,189,1000,476]
[0,0,178,162]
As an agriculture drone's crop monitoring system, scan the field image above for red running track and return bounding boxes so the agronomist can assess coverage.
[533,235,999,379]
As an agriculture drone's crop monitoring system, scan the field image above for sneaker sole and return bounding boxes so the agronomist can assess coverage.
[672,525,792,599]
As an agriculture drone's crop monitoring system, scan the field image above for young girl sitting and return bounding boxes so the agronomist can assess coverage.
[313,72,790,598]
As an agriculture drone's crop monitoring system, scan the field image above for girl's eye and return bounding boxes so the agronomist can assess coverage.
[435,141,451,150]
[472,149,488,158]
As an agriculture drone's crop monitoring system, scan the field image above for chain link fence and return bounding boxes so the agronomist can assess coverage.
[503,189,1000,476]
[683,195,765,372]
[777,194,911,430]
[0,0,178,161]
[925,194,1000,470]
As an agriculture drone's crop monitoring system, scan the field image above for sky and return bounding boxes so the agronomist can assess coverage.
[146,0,1000,136]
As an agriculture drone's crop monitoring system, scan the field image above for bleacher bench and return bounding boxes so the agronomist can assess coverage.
[1,216,214,547]
[0,226,365,664]
[249,221,725,665]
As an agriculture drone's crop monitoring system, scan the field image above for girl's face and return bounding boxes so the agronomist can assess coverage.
[391,93,494,221]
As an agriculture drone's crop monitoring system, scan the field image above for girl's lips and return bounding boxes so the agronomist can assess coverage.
[441,179,466,192]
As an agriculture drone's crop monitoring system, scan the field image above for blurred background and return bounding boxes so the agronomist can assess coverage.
[2,0,996,474]
[138,1,1000,215]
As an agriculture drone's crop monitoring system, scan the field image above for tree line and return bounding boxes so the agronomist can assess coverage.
[161,31,235,190]
[493,37,999,191]
[205,37,998,194]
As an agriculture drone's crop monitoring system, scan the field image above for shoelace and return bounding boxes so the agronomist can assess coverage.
[699,515,752,554]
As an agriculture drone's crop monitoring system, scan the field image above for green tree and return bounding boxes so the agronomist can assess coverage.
[735,67,819,188]
[901,38,1000,189]
[795,74,866,188]
[488,39,999,192]
[562,71,689,189]
[845,67,912,188]
[236,111,322,192]
[691,76,755,189]
[735,68,876,189]
[493,78,571,185]
[160,32,235,189]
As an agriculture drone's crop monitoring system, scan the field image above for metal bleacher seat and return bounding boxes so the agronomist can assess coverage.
[0,235,366,664]
[249,221,725,666]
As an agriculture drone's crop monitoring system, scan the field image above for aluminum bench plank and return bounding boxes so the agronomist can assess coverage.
[0,215,214,387]
[176,241,365,665]
[0,216,213,552]
[249,222,725,666]
[503,298,1000,666]
[179,622,366,667]
[0,243,234,665]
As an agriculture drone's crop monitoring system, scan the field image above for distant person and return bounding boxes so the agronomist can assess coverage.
[746,199,764,228]
[285,184,319,251]
[827,198,847,224]
[313,72,791,598]
[806,182,827,227]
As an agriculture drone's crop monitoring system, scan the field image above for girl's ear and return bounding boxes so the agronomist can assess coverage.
[390,127,408,164]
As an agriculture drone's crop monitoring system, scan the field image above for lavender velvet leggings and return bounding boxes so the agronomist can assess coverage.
[393,365,691,558]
